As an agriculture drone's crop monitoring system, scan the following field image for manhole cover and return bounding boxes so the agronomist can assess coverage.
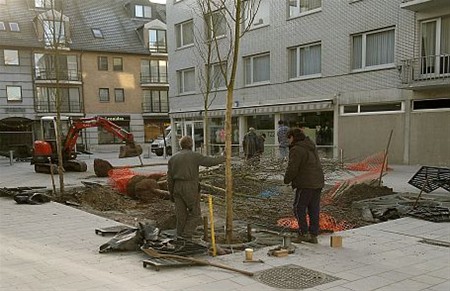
[254,264,340,289]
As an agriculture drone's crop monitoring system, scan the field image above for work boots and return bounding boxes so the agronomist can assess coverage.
[292,233,318,244]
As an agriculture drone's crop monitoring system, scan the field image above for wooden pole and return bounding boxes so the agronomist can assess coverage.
[378,129,393,186]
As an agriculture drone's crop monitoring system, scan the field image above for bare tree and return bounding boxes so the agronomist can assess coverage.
[35,2,68,195]
[189,0,261,242]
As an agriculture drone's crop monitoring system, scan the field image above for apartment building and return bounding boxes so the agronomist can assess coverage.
[0,0,169,154]
[166,0,449,166]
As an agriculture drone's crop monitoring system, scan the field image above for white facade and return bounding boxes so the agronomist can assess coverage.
[166,0,450,166]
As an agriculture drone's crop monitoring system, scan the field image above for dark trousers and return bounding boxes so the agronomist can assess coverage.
[293,188,322,236]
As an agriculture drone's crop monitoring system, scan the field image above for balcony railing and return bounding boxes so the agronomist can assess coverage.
[400,0,445,11]
[142,101,169,113]
[140,73,168,85]
[35,69,81,82]
[35,101,83,113]
[400,54,450,87]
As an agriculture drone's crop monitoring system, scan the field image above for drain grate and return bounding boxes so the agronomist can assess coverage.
[254,264,340,289]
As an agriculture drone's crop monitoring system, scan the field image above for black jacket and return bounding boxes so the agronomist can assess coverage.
[283,138,324,189]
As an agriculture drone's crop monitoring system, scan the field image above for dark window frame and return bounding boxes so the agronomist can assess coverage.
[99,88,110,102]
[114,88,125,102]
[113,57,123,71]
[98,56,108,71]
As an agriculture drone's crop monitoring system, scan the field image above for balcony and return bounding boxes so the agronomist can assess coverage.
[140,73,169,87]
[400,0,448,11]
[35,101,83,113]
[35,69,82,83]
[399,54,450,90]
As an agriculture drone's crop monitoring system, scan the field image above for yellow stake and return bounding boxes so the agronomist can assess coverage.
[208,194,217,257]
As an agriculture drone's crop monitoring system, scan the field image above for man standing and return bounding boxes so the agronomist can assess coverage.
[283,128,324,244]
[167,135,225,239]
[277,120,289,161]
[242,127,259,161]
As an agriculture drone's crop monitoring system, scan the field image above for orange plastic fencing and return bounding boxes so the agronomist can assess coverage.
[277,213,353,232]
[108,168,136,193]
[345,151,387,172]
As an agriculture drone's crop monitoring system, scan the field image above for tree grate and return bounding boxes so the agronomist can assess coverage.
[254,264,341,289]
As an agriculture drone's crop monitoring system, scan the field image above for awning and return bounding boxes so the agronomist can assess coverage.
[170,99,334,119]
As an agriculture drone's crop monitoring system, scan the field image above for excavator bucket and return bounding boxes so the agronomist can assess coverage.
[119,143,143,158]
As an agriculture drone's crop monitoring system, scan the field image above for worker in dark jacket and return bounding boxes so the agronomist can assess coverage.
[284,128,324,244]
[167,135,225,239]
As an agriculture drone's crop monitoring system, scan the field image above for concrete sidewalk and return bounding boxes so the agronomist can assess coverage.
[1,154,449,290]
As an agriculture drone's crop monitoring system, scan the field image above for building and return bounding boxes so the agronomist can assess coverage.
[0,0,169,154]
[166,0,449,166]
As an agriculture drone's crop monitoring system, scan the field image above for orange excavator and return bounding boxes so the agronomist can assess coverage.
[32,116,142,173]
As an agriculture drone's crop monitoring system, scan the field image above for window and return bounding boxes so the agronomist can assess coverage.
[341,102,403,115]
[36,87,81,112]
[6,86,22,101]
[352,28,395,70]
[4,49,19,65]
[114,88,124,102]
[0,22,5,31]
[92,28,103,38]
[149,29,167,53]
[289,0,322,18]
[9,22,20,32]
[176,20,194,48]
[420,16,450,75]
[98,56,108,70]
[244,0,270,29]
[141,59,168,83]
[34,53,79,81]
[413,98,450,111]
[208,62,227,89]
[135,5,151,18]
[43,20,65,46]
[244,53,270,85]
[113,57,123,71]
[143,90,169,113]
[35,0,53,8]
[178,68,195,94]
[205,10,226,40]
[289,43,321,79]
[99,88,110,102]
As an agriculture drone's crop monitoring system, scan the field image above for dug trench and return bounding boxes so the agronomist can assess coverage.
[51,160,401,251]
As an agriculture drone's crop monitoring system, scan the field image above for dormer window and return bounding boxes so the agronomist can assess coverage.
[10,22,20,32]
[92,28,103,38]
[35,0,54,8]
[44,20,65,45]
[149,29,167,53]
[135,5,151,18]
[35,10,71,47]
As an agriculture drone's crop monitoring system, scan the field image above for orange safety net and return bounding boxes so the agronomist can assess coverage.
[346,151,387,172]
[108,168,136,193]
[277,213,353,232]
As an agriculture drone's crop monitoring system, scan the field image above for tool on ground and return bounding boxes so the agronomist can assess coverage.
[243,259,264,263]
[208,194,217,257]
[32,116,143,174]
[142,248,254,277]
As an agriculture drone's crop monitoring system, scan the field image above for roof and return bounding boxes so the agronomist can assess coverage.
[0,0,166,54]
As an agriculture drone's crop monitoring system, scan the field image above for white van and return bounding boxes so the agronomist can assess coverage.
[150,126,172,156]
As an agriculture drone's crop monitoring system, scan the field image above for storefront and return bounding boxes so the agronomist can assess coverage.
[143,118,170,143]
[98,115,130,144]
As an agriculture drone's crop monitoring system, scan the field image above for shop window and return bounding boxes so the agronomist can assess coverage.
[98,117,130,144]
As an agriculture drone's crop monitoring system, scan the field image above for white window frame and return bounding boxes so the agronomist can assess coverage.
[244,0,270,30]
[9,22,20,32]
[289,42,321,79]
[135,5,151,18]
[244,53,270,86]
[208,62,227,90]
[6,86,22,101]
[0,22,5,31]
[351,27,396,72]
[4,49,19,65]
[178,68,195,94]
[35,0,53,8]
[92,28,103,38]
[289,0,322,19]
[43,20,65,46]
[176,20,194,48]
[340,102,404,116]
[205,10,226,40]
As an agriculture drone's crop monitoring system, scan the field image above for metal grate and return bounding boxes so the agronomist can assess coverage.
[254,264,340,289]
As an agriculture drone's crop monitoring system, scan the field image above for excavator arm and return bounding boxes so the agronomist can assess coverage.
[64,116,142,158]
